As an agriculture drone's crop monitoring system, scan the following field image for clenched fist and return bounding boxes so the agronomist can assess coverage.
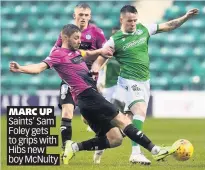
[10,61,21,72]
[185,8,199,18]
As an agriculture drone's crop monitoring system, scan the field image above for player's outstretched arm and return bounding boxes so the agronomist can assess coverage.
[157,8,199,33]
[91,56,108,74]
[83,46,113,60]
[9,61,48,74]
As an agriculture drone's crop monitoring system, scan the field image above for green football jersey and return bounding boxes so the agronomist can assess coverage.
[104,57,120,88]
[105,23,158,81]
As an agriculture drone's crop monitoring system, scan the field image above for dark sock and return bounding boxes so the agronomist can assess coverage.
[60,118,72,149]
[123,124,154,151]
[77,136,110,151]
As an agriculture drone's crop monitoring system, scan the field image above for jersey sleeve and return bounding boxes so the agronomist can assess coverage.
[96,28,107,49]
[144,23,158,36]
[43,50,61,69]
[103,37,115,48]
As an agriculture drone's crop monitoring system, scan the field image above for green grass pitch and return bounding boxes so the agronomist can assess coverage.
[1,116,205,170]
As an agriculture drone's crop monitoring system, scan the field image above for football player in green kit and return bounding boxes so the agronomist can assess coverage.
[92,5,199,165]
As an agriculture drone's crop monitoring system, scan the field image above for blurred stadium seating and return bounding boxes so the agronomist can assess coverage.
[149,1,205,90]
[1,1,129,95]
[1,1,205,95]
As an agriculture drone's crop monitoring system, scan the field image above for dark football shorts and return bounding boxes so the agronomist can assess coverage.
[58,81,75,109]
[77,87,119,137]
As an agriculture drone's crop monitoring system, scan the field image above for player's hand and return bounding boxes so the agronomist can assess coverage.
[185,8,199,18]
[10,61,21,72]
[100,46,114,58]
[88,70,99,81]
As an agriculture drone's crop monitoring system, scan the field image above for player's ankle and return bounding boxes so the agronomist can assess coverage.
[71,142,79,152]
[151,146,160,155]
[131,145,141,155]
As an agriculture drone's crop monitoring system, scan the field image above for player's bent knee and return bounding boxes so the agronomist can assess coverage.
[106,128,123,148]
[133,110,146,118]
[108,135,123,148]
[131,103,147,117]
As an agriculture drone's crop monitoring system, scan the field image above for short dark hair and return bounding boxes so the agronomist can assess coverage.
[75,3,91,9]
[120,5,138,15]
[62,24,81,37]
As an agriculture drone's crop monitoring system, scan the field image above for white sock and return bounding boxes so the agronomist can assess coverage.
[95,150,104,155]
[131,145,141,155]
[71,143,79,152]
[151,146,161,155]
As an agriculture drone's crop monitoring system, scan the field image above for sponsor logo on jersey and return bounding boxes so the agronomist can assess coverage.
[122,37,146,51]
[86,34,92,40]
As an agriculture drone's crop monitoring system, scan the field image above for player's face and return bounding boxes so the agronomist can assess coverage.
[74,8,91,28]
[68,32,81,50]
[120,12,138,33]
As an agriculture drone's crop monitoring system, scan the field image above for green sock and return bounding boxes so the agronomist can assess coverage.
[132,117,144,146]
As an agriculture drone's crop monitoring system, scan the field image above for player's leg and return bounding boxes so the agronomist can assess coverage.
[70,126,123,151]
[128,102,151,164]
[93,86,117,163]
[58,82,75,151]
[93,85,127,163]
[63,124,123,164]
[120,77,151,164]
[61,104,74,147]
[93,125,123,164]
[63,87,123,164]
[129,80,151,164]
[64,111,177,164]
[63,88,177,164]
[111,112,178,159]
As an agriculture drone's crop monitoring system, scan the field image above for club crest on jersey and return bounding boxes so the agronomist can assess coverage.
[136,29,143,35]
[86,34,92,40]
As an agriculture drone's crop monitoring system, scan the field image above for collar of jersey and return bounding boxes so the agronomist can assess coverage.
[61,48,76,53]
[121,30,136,35]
